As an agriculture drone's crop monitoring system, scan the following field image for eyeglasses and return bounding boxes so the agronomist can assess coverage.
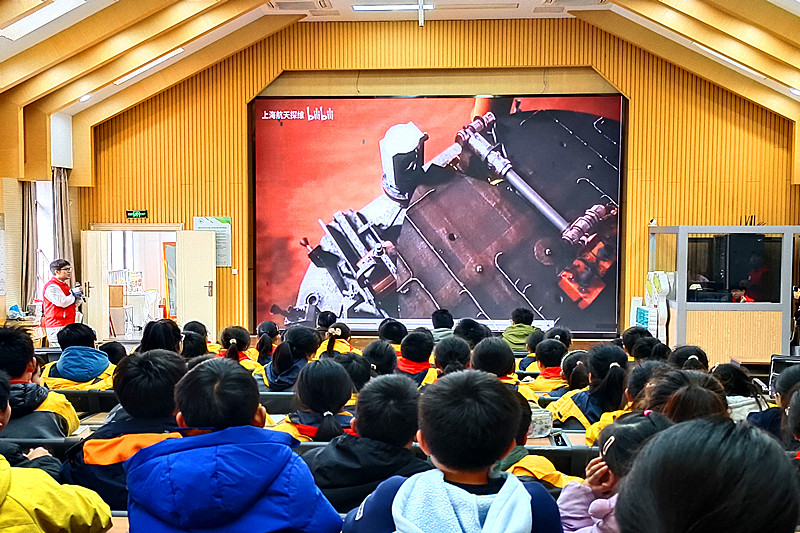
[58,267,72,272]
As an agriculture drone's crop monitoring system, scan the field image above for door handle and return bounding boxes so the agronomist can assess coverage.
[84,281,92,298]
[204,281,214,297]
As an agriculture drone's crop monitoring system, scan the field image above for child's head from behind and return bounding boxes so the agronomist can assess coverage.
[712,363,758,398]
[99,341,128,365]
[433,336,471,375]
[378,319,407,345]
[296,359,353,441]
[525,329,545,354]
[616,417,800,533]
[511,307,534,326]
[180,332,208,360]
[471,337,515,377]
[544,327,572,349]
[669,345,708,371]
[647,369,728,422]
[141,319,182,353]
[431,309,454,330]
[597,411,672,480]
[114,349,187,419]
[362,340,397,375]
[317,311,338,330]
[271,326,320,374]
[631,337,671,362]
[587,344,628,412]
[0,326,35,379]
[453,318,489,349]
[57,323,96,349]
[220,326,251,360]
[625,360,671,408]
[621,326,652,354]
[400,331,434,363]
[535,339,567,369]
[562,350,589,390]
[355,374,419,447]
[333,352,373,391]
[182,320,208,340]
[775,365,800,407]
[175,358,264,430]
[419,370,519,471]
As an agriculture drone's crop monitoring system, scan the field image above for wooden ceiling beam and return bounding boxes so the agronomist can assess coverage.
[70,14,302,187]
[0,0,177,94]
[703,0,800,51]
[24,0,270,181]
[573,9,800,184]
[611,0,800,90]
[657,0,800,71]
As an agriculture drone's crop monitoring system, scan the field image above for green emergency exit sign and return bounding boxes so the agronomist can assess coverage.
[126,210,148,219]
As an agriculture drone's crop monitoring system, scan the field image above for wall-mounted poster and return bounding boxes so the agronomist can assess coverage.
[253,95,624,334]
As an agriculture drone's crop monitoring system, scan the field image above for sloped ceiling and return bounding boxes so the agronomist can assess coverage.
[1,0,799,183]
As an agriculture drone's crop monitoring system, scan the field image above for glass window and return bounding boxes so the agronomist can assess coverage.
[687,233,781,303]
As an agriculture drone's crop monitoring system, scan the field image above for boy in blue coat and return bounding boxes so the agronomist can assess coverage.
[344,370,563,533]
[125,358,342,533]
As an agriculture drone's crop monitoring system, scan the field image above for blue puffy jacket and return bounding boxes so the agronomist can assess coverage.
[125,425,343,533]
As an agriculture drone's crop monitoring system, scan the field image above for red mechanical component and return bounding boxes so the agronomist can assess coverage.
[558,239,613,309]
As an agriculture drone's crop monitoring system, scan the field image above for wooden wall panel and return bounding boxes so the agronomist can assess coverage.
[80,19,797,333]
[686,309,782,365]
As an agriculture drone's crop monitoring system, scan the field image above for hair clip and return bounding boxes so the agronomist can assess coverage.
[687,355,699,362]
[576,361,584,366]
[554,335,561,341]
[601,435,616,457]
[370,364,377,371]
[643,409,653,417]
[609,362,621,369]
[322,411,333,417]
[329,327,342,337]
[230,338,237,345]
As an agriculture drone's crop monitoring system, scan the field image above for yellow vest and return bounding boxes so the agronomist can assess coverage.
[38,391,80,435]
[313,339,363,360]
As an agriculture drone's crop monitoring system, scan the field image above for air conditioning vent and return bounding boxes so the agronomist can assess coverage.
[533,6,564,12]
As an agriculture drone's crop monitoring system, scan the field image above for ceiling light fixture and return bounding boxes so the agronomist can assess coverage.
[791,88,800,97]
[78,94,92,103]
[0,0,86,41]
[113,48,185,85]
[352,4,433,10]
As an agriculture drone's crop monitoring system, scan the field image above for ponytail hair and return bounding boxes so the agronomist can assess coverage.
[433,336,471,376]
[545,327,573,349]
[296,359,353,441]
[648,370,728,423]
[272,326,320,375]
[588,344,628,412]
[256,321,280,366]
[220,326,250,362]
[362,340,398,375]
[712,363,765,408]
[670,345,709,371]
[562,350,589,390]
[322,322,351,358]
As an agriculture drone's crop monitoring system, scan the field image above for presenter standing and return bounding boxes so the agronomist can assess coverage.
[43,259,83,347]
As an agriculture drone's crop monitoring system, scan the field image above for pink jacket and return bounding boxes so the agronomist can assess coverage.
[556,482,619,533]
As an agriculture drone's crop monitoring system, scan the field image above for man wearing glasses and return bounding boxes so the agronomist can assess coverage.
[43,259,83,347]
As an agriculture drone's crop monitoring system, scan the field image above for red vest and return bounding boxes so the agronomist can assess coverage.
[43,278,76,328]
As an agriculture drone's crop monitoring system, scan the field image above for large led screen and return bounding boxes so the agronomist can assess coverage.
[253,95,624,334]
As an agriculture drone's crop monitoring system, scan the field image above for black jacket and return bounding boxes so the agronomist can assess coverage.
[0,440,61,480]
[61,415,180,510]
[302,433,432,513]
[1,383,71,438]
